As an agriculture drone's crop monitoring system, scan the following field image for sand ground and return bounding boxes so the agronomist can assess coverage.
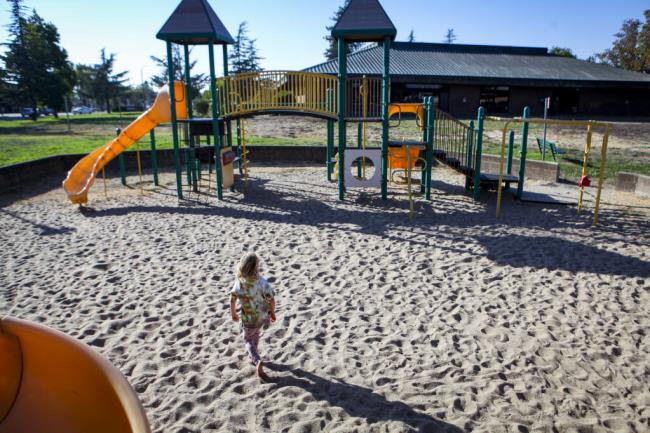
[1,165,649,433]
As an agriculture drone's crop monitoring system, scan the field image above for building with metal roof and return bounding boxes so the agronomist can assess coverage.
[305,42,650,117]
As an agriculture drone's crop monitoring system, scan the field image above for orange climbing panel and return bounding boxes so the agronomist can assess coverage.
[388,103,425,127]
[388,146,423,170]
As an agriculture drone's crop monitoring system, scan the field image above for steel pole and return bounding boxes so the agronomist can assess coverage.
[208,42,223,200]
[516,106,530,199]
[337,38,347,200]
[166,41,183,199]
[381,36,391,200]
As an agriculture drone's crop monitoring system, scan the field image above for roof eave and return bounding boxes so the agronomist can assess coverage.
[332,28,396,41]
[156,32,234,45]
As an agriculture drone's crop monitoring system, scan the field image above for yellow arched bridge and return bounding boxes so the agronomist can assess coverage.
[217,71,383,121]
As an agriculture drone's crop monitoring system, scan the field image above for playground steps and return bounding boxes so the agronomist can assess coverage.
[388,140,426,149]
[479,173,519,184]
[431,147,519,187]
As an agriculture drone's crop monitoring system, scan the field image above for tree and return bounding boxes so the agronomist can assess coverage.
[444,29,457,44]
[0,66,9,112]
[549,47,577,58]
[149,45,209,100]
[408,29,416,43]
[229,22,263,73]
[75,49,128,113]
[2,1,76,117]
[324,0,362,61]
[597,17,644,72]
[639,10,650,72]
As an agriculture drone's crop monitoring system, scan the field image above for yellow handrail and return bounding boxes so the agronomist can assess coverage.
[217,71,338,119]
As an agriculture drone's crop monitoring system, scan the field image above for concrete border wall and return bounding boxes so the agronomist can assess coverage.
[479,155,559,182]
[617,172,650,198]
[1,146,560,195]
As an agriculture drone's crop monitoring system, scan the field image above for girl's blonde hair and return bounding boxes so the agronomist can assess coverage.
[237,252,260,280]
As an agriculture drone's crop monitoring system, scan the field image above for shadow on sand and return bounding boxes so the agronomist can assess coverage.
[266,364,465,433]
[74,176,650,279]
[478,234,650,278]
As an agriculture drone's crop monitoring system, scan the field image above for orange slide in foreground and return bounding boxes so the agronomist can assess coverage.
[0,317,150,433]
[63,81,187,204]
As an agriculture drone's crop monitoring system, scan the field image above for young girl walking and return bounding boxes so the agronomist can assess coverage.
[230,252,276,380]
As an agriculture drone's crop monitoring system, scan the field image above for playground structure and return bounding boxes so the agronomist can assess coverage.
[489,111,611,225]
[63,83,187,204]
[61,0,610,227]
[0,317,150,433]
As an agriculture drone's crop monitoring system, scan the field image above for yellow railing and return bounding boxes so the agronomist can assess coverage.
[217,71,338,119]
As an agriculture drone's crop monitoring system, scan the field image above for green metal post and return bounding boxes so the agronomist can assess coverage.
[420,96,429,193]
[516,107,530,199]
[116,128,126,185]
[208,42,223,200]
[236,118,243,175]
[466,120,474,167]
[223,45,233,149]
[166,42,183,199]
[380,36,391,200]
[472,107,485,201]
[326,88,334,181]
[465,120,474,191]
[425,96,434,200]
[357,122,362,178]
[337,38,347,200]
[150,129,158,186]
[506,130,515,175]
[183,45,198,192]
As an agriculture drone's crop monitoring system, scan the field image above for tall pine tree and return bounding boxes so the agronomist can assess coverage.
[324,0,362,61]
[2,0,75,117]
[229,22,263,73]
[444,29,457,44]
[76,49,128,113]
[149,45,209,100]
[407,30,416,43]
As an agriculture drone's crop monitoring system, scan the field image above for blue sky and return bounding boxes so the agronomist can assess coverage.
[1,0,648,85]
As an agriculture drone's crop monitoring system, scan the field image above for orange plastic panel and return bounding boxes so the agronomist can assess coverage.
[0,317,150,433]
[388,103,424,125]
[388,147,421,170]
[62,81,188,204]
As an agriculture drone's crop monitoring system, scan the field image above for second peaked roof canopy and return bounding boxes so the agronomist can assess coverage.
[157,0,235,45]
[332,0,397,42]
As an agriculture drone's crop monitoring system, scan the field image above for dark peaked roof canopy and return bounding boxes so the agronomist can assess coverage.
[157,0,234,45]
[332,0,397,42]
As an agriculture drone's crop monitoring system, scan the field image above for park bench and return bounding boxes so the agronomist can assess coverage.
[536,137,564,160]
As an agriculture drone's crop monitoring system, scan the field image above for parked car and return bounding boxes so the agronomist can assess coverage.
[21,107,38,119]
[72,106,94,115]
[41,107,55,116]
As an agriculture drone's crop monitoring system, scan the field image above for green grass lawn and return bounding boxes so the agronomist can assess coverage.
[0,113,323,167]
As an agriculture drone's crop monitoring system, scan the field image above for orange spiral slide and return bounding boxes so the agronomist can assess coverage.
[0,317,150,433]
[62,81,187,204]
